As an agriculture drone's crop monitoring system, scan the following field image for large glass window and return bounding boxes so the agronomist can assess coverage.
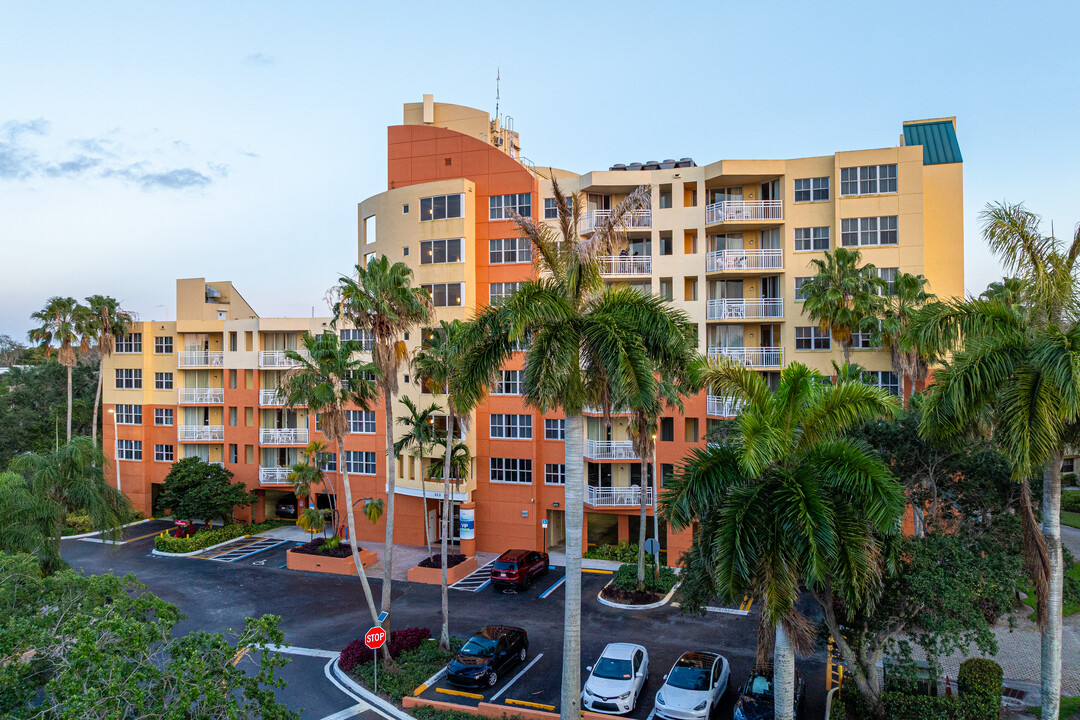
[115,368,142,389]
[866,370,900,396]
[493,370,522,395]
[344,451,376,475]
[419,194,464,221]
[794,177,830,202]
[154,408,173,426]
[544,463,566,484]
[115,404,142,424]
[794,277,811,301]
[794,227,830,251]
[154,444,174,462]
[490,414,532,439]
[115,333,142,353]
[420,238,462,264]
[489,193,532,220]
[841,217,899,247]
[346,410,376,434]
[117,440,142,461]
[840,164,897,196]
[489,282,522,302]
[154,372,173,390]
[421,283,464,307]
[795,326,831,350]
[154,336,173,354]
[545,418,565,440]
[490,457,532,484]
[489,237,531,264]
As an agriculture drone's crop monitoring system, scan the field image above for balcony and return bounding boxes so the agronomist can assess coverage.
[705,200,783,225]
[706,298,784,321]
[259,350,307,368]
[585,484,653,507]
[178,388,224,404]
[705,249,784,272]
[178,351,223,367]
[259,389,287,406]
[177,425,225,442]
[259,427,309,445]
[584,439,639,460]
[259,466,293,485]
[580,209,652,234]
[706,346,783,369]
[707,395,743,418]
[583,405,630,415]
[599,255,652,276]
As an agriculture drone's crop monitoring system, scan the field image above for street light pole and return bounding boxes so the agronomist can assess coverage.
[109,408,121,491]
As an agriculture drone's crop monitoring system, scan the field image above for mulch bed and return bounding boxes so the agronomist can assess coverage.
[600,584,665,606]
[417,553,467,569]
[291,538,357,559]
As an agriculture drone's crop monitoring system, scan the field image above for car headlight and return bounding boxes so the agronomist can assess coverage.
[656,693,665,705]
[583,687,594,697]
[618,691,631,700]
[694,700,708,711]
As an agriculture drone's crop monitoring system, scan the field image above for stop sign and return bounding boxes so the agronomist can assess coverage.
[364,626,387,650]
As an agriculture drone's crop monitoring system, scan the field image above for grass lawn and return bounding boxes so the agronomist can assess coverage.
[1021,561,1080,620]
[349,638,462,703]
[1063,510,1080,530]
[1032,696,1080,719]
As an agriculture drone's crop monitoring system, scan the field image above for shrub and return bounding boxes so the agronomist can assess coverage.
[958,658,1003,700]
[1063,489,1080,513]
[584,541,639,563]
[879,691,998,719]
[610,563,679,594]
[291,537,353,559]
[152,521,285,553]
[828,692,847,720]
[63,511,96,535]
[338,626,432,672]
[417,553,466,569]
[1062,473,1079,488]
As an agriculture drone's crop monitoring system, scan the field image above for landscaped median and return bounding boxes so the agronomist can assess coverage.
[286,536,377,574]
[596,563,680,609]
[152,520,290,555]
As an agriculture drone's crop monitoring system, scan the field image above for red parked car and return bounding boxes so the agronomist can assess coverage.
[490,549,549,590]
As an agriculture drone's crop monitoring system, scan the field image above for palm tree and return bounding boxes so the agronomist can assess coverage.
[334,256,433,633]
[279,331,386,646]
[457,180,696,720]
[287,440,327,529]
[906,202,1080,720]
[29,297,89,442]
[83,295,134,447]
[3,436,130,573]
[800,248,886,364]
[661,360,902,719]
[412,319,478,652]
[394,396,443,560]
[876,273,935,402]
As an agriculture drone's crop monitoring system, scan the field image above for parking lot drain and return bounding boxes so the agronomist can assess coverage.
[435,688,483,700]
[505,699,555,711]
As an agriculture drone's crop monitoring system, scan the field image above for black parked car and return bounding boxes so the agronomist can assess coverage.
[275,495,298,520]
[732,665,804,720]
[446,625,529,688]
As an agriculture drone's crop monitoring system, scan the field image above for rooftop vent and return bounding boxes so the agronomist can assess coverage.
[609,158,697,171]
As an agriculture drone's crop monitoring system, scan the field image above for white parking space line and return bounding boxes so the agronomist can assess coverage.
[324,657,365,705]
[318,703,367,720]
[263,644,340,659]
[669,601,749,616]
[490,652,544,702]
[450,559,496,592]
[539,576,565,598]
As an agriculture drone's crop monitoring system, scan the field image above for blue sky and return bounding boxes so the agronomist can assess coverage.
[2,0,1078,339]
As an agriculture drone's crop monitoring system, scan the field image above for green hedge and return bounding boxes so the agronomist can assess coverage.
[958,658,1003,700]
[584,541,640,563]
[880,692,997,719]
[610,563,679,594]
[1063,489,1080,513]
[153,521,286,553]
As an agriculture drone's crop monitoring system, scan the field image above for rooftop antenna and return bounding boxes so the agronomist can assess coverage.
[494,67,500,123]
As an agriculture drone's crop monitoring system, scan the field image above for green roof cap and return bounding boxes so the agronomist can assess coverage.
[903,121,962,165]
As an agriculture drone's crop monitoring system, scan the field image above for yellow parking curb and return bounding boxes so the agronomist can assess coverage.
[413,684,428,696]
[436,688,483,699]
[505,699,555,711]
[231,646,250,666]
[739,595,754,612]
[582,568,614,575]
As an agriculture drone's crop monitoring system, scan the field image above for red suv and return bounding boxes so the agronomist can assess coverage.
[490,549,550,590]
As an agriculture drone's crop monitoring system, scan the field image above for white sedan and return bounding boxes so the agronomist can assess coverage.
[654,651,729,720]
[581,642,650,714]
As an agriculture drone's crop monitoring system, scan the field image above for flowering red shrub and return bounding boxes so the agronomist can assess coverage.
[338,626,433,671]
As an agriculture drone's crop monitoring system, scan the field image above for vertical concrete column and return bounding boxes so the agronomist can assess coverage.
[617,513,630,544]
[459,502,476,558]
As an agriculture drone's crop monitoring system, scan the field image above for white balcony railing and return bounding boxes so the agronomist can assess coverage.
[707,395,744,418]
[599,255,652,275]
[258,350,307,368]
[706,346,784,368]
[705,200,783,225]
[580,209,652,234]
[586,484,654,507]
[259,389,287,406]
[178,350,224,367]
[259,427,309,445]
[584,439,639,460]
[259,466,293,485]
[583,405,631,415]
[706,249,784,272]
[706,298,784,321]
[177,425,225,442]
[178,388,224,404]
[209,461,224,468]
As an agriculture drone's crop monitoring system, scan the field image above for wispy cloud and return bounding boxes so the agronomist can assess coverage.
[245,52,275,65]
[0,118,49,180]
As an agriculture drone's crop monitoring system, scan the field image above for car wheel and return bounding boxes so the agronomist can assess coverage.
[487,670,498,687]
[519,647,527,662]
[543,563,550,576]
[524,574,531,590]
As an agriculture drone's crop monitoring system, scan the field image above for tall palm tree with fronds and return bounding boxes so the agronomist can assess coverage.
[280,331,385,642]
[333,256,433,633]
[394,396,443,560]
[875,273,935,402]
[906,202,1080,720]
[288,440,327,527]
[29,297,89,442]
[800,248,886,365]
[83,295,134,447]
[458,180,696,720]
[2,436,130,573]
[412,320,478,652]
[662,360,902,719]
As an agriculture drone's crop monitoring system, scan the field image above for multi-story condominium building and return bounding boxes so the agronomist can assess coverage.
[103,95,963,561]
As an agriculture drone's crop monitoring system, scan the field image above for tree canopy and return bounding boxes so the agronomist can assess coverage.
[157,458,255,524]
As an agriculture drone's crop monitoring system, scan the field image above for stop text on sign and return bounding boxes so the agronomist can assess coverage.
[365,626,386,649]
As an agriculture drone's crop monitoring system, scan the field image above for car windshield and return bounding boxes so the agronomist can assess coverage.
[459,637,496,658]
[593,657,633,680]
[667,666,710,691]
[748,675,773,697]
[493,561,517,571]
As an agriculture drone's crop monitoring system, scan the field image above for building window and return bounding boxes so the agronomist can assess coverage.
[795,326,831,350]
[115,368,142,389]
[661,463,675,487]
[319,452,337,472]
[490,457,532,484]
[229,444,238,463]
[543,198,559,219]
[866,370,900,396]
[421,283,464,307]
[154,408,173,426]
[154,336,173,354]
[363,214,376,243]
[490,414,532,439]
[344,451,376,475]
[340,328,374,350]
[115,333,142,353]
[402,204,409,214]
[420,194,464,221]
[660,417,674,442]
[544,418,565,440]
[154,444,174,462]
[364,252,375,265]
[794,177,830,202]
[493,370,522,395]
[347,410,376,434]
[115,404,142,424]
[840,164,897,196]
[420,238,463,264]
[545,463,566,485]
[794,277,810,301]
[841,216,899,247]
[794,227,830,252]
[851,320,882,349]
[117,440,142,461]
[489,193,531,220]
[1062,457,1075,474]
[877,267,898,295]
[489,282,522,302]
[660,234,673,256]
[154,372,173,390]
[489,237,532,264]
